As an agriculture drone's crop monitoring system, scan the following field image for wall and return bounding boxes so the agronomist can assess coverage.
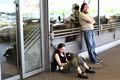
[49,27,120,63]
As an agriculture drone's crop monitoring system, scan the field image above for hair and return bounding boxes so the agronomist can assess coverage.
[54,43,65,55]
[52,43,65,71]
[57,43,65,49]
[80,3,88,12]
[72,4,79,10]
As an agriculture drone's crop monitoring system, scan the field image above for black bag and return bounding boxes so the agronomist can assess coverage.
[66,52,76,61]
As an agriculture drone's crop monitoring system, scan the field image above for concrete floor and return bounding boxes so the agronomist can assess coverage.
[25,45,120,80]
[0,42,17,79]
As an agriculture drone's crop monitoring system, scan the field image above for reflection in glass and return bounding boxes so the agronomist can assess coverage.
[23,0,42,72]
[49,0,84,21]
[88,0,98,25]
[0,0,18,79]
[49,0,98,31]
[49,0,84,31]
[100,0,120,24]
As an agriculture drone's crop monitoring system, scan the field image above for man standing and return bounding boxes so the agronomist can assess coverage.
[79,3,102,64]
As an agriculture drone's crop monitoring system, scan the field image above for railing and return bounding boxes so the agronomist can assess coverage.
[24,22,120,47]
[50,22,120,39]
[52,28,81,38]
[100,22,120,30]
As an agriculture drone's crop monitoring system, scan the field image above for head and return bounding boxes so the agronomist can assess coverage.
[72,4,79,15]
[57,43,65,53]
[80,3,88,14]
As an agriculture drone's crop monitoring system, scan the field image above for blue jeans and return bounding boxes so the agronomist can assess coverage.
[83,30,99,63]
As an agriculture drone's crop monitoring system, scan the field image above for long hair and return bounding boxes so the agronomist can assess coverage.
[57,43,65,49]
[55,43,65,54]
[80,3,88,12]
[52,43,65,71]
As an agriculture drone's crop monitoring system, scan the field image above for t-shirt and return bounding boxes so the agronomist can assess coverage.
[57,53,67,63]
[79,12,94,31]
[54,53,67,70]
[54,53,67,65]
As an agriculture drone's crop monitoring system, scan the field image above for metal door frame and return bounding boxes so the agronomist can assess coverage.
[0,0,49,80]
[0,0,20,80]
[18,0,49,79]
[0,62,2,80]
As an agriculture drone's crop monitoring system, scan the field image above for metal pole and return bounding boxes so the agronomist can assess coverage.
[16,0,25,79]
[40,0,50,71]
[97,0,100,35]
[15,0,21,77]
[0,63,1,80]
[98,0,100,25]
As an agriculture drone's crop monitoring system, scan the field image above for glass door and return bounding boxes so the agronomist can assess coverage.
[19,0,44,78]
[23,0,42,72]
[0,0,47,79]
[0,0,20,80]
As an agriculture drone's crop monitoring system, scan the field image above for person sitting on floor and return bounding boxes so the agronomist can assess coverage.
[54,43,95,79]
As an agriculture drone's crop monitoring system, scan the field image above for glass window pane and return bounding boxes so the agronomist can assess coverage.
[49,0,84,23]
[23,0,42,72]
[100,0,120,24]
[49,0,98,42]
[88,0,98,25]
[49,0,98,30]
[0,0,18,79]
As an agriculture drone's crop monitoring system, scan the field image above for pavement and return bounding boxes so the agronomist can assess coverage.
[25,45,120,80]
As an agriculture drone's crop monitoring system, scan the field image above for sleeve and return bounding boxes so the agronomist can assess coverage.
[79,13,88,20]
[79,13,93,24]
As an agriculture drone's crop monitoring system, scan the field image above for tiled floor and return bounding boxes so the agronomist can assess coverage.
[25,45,120,80]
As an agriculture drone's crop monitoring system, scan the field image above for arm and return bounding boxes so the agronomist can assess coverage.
[55,53,67,67]
[80,13,95,24]
[83,17,92,23]
[89,16,95,24]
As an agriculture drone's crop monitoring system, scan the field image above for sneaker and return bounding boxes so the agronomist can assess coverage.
[78,72,88,79]
[98,59,103,63]
[85,67,95,73]
[97,57,103,63]
[94,61,100,64]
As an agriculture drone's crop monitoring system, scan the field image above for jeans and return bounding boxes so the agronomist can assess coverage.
[83,30,99,63]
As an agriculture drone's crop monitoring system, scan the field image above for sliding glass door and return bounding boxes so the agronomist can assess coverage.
[0,0,46,79]
[19,0,44,78]
[23,0,43,74]
[0,0,20,79]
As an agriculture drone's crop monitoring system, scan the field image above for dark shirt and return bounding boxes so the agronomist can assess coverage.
[57,53,67,63]
[54,53,67,66]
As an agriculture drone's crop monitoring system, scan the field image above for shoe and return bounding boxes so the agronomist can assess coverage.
[94,61,100,64]
[85,67,95,73]
[78,72,88,79]
[98,59,103,63]
[97,57,103,63]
